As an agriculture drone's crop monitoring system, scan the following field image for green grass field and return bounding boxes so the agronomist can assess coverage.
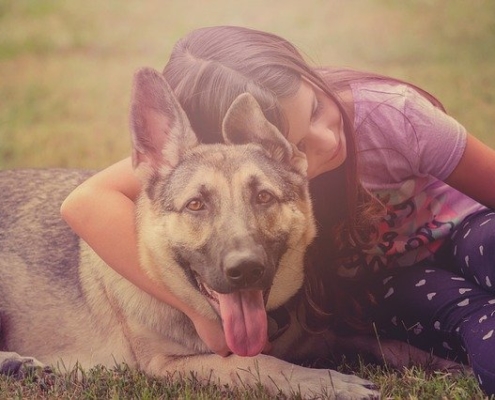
[1,0,494,398]
[1,0,494,169]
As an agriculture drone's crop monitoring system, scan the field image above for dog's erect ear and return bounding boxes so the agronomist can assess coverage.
[222,93,307,175]
[130,67,198,178]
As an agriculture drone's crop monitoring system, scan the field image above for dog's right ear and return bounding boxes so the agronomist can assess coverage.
[222,93,308,175]
[130,68,198,180]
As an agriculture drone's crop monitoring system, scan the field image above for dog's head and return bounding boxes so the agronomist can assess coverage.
[130,68,315,356]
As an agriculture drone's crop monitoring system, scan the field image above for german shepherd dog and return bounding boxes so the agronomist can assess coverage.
[2,68,456,398]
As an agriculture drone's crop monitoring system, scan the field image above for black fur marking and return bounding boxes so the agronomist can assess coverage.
[0,169,91,299]
[0,359,25,376]
[173,249,201,293]
[267,306,291,342]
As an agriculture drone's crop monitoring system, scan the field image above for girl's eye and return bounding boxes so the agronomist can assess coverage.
[311,97,323,121]
[257,190,274,204]
[186,199,204,211]
[296,139,306,152]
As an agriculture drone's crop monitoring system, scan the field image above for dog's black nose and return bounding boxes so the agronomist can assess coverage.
[226,260,265,287]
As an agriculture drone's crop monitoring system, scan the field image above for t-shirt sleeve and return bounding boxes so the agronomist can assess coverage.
[354,84,467,185]
[402,86,467,180]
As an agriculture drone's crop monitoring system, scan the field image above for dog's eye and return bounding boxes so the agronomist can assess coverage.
[257,190,274,204]
[186,199,204,211]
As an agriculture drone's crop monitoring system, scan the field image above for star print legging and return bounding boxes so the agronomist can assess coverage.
[371,209,495,395]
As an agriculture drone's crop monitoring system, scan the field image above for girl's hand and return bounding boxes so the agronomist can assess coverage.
[188,311,231,356]
[189,309,274,356]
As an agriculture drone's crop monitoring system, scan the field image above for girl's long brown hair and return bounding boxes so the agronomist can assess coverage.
[162,26,445,332]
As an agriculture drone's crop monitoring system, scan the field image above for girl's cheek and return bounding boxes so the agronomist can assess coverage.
[312,129,338,155]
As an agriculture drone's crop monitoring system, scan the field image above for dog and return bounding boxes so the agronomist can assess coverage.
[0,67,379,398]
[0,68,458,399]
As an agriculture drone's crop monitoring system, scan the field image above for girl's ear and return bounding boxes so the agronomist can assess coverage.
[222,93,307,175]
[129,67,198,179]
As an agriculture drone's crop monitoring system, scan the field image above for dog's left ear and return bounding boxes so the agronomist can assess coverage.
[222,93,307,175]
[130,67,198,180]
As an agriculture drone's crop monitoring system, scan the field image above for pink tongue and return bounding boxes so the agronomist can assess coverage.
[217,290,267,357]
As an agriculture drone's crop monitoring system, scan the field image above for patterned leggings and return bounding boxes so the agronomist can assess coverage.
[371,209,495,395]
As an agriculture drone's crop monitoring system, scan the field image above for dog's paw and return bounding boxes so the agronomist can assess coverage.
[0,352,49,379]
[327,372,379,399]
[294,369,380,400]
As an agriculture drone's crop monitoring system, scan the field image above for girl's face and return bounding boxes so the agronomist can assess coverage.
[280,80,346,179]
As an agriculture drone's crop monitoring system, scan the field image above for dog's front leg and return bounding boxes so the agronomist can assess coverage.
[143,352,378,399]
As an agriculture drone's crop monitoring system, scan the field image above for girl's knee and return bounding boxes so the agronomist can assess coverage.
[472,362,495,396]
[447,210,495,290]
[459,304,495,396]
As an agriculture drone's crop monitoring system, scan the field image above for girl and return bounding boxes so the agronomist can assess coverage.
[61,26,495,394]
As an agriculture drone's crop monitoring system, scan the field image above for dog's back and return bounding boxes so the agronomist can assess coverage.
[0,169,124,367]
[0,169,90,287]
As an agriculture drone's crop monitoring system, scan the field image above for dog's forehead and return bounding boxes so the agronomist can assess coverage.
[180,145,278,183]
[158,143,298,203]
[188,143,280,176]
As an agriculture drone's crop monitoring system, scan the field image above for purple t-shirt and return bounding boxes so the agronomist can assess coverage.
[337,82,486,278]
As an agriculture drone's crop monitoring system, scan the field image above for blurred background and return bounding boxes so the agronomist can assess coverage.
[1,0,494,169]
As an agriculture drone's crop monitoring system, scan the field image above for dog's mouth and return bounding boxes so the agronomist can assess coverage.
[196,276,269,357]
[198,279,270,305]
[197,279,219,303]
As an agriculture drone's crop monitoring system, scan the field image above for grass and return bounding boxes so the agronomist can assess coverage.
[0,361,487,400]
[0,0,494,398]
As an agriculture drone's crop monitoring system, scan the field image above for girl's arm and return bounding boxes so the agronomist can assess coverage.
[445,133,495,209]
[60,157,230,356]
